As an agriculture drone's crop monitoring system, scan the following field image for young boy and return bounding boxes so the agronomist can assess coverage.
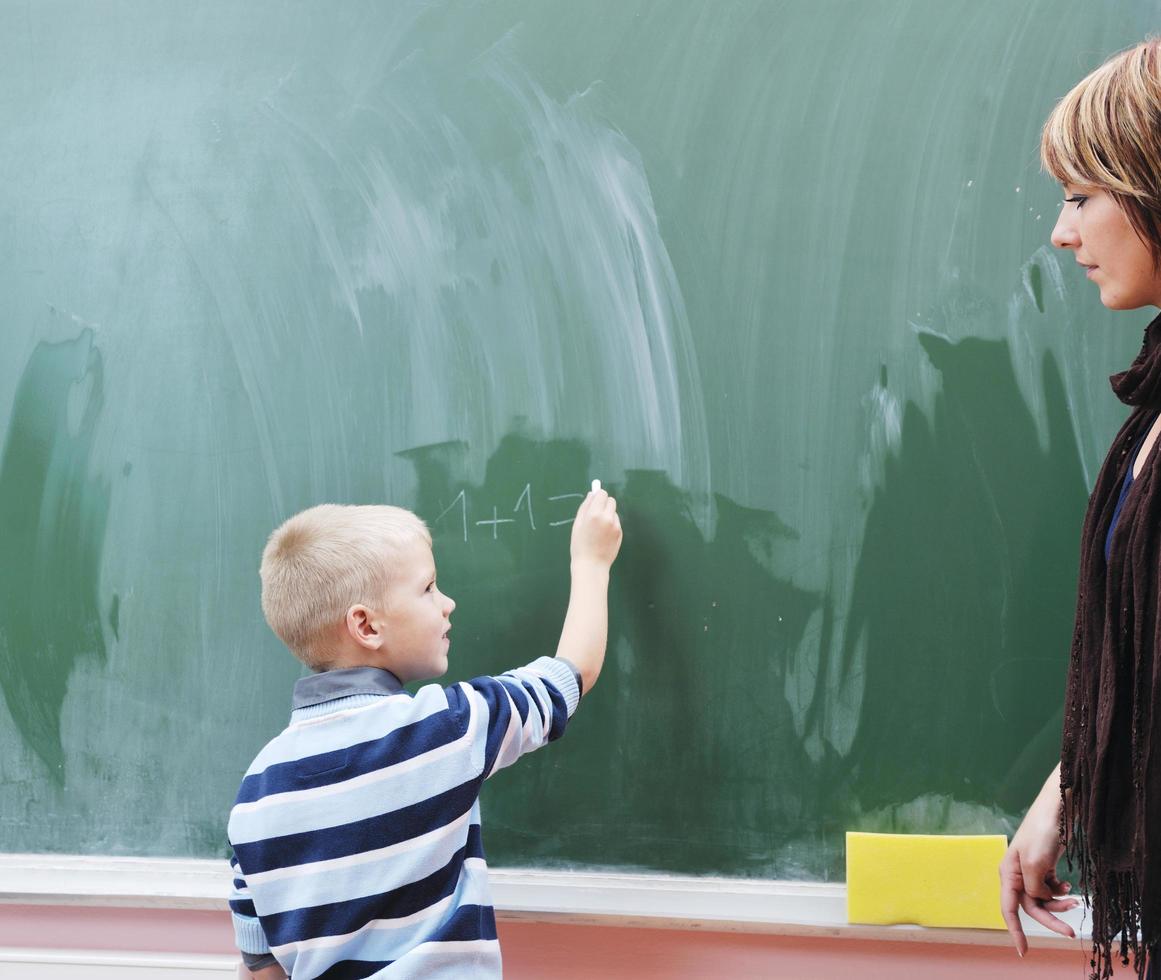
[227,488,622,979]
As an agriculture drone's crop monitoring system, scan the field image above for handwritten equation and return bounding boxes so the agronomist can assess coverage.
[432,485,586,541]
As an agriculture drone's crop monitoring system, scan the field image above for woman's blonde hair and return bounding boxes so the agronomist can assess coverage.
[259,503,431,670]
[1041,38,1161,262]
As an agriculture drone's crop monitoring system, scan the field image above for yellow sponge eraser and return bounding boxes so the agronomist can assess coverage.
[846,831,1008,929]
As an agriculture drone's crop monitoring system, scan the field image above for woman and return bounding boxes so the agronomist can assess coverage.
[1000,38,1161,980]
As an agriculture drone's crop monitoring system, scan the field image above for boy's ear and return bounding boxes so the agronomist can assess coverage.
[345,605,384,650]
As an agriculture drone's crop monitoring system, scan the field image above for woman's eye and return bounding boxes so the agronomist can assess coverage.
[1064,195,1088,208]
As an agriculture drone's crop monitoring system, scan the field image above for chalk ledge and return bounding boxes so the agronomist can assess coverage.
[0,854,1088,949]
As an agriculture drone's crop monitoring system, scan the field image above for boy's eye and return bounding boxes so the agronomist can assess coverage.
[426,581,435,593]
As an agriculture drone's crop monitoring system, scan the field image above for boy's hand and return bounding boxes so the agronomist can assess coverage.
[570,487,623,569]
[557,486,622,693]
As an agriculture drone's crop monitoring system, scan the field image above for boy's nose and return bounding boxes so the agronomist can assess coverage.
[444,594,456,615]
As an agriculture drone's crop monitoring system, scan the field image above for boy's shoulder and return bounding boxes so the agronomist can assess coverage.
[236,679,451,784]
[235,658,574,790]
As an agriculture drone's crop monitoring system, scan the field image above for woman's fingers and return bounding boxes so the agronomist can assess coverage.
[1019,892,1077,938]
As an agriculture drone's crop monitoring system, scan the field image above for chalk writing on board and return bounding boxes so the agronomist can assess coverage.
[432,486,586,541]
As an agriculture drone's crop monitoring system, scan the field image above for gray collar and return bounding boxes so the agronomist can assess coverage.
[292,666,406,709]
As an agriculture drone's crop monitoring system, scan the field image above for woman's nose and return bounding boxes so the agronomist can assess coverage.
[1051,208,1080,249]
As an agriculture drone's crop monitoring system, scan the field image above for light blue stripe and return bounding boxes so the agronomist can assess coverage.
[290,693,392,721]
[280,859,493,976]
[230,733,481,844]
[510,657,579,716]
[462,684,493,776]
[245,684,450,775]
[382,941,501,978]
[249,816,478,915]
[232,910,271,955]
[475,672,554,777]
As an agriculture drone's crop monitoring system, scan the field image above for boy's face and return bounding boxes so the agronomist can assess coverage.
[378,539,455,683]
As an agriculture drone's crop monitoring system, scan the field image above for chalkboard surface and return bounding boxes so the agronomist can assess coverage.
[0,1,1153,880]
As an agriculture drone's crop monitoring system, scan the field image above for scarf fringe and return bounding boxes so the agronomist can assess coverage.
[1063,798,1148,979]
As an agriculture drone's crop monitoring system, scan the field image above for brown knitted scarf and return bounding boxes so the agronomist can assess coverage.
[1061,311,1161,979]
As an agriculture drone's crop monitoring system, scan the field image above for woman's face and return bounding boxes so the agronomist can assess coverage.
[1050,185,1161,309]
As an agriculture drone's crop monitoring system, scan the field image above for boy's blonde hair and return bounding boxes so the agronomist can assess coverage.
[1041,38,1161,263]
[260,504,431,670]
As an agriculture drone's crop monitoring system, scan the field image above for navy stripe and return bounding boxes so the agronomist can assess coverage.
[315,961,391,980]
[234,777,482,875]
[310,906,497,979]
[522,679,548,727]
[502,679,532,725]
[450,679,514,778]
[236,711,458,805]
[544,681,568,742]
[230,898,257,917]
[262,824,485,946]
[429,902,498,942]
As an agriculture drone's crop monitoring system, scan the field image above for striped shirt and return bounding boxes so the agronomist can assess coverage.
[227,656,580,979]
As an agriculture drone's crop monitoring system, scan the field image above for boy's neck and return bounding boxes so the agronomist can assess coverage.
[322,652,390,673]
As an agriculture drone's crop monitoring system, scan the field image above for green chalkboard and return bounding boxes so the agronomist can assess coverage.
[0,0,1153,879]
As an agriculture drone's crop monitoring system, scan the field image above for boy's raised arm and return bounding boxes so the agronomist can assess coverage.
[439,485,622,782]
[555,486,623,695]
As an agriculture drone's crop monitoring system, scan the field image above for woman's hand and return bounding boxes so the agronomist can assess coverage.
[998,764,1079,956]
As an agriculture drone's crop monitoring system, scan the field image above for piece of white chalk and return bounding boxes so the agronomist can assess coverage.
[592,479,601,492]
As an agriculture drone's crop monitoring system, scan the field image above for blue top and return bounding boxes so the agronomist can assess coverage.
[1106,461,1136,563]
[1106,428,1154,563]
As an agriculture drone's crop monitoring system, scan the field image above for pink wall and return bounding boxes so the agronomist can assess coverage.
[0,904,1138,979]
[498,921,1112,979]
[0,905,237,955]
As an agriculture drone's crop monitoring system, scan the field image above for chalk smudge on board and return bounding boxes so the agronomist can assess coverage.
[0,328,109,780]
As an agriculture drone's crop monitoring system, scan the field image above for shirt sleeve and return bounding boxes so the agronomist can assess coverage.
[241,950,281,972]
[447,656,581,781]
[229,852,274,961]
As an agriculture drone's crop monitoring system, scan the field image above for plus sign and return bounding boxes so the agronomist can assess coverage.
[475,506,515,540]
